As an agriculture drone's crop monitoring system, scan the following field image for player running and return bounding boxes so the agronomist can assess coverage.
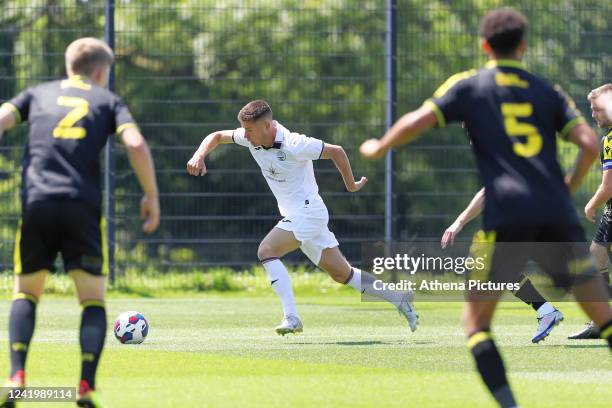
[0,38,160,408]
[360,8,612,408]
[441,187,564,343]
[186,100,417,335]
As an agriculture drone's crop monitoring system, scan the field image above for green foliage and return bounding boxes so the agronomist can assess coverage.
[0,1,609,271]
[0,266,347,297]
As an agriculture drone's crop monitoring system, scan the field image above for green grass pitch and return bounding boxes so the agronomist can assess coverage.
[0,295,610,407]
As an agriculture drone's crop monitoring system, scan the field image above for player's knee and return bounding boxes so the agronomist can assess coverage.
[322,264,349,283]
[257,242,276,261]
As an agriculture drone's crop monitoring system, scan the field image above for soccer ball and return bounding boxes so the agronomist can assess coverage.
[113,311,149,344]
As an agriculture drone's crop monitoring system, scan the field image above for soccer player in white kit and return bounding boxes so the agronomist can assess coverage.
[187,100,418,335]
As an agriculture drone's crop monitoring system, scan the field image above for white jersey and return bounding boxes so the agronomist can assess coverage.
[232,121,326,216]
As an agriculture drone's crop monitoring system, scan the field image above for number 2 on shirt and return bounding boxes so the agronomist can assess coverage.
[501,102,542,158]
[53,96,89,139]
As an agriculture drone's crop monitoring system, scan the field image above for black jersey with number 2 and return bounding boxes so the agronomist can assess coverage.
[2,75,136,210]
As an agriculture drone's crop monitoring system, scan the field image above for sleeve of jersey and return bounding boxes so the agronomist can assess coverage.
[2,89,33,124]
[553,85,586,139]
[422,72,472,128]
[289,134,325,161]
[232,128,251,148]
[114,97,138,135]
[602,136,612,171]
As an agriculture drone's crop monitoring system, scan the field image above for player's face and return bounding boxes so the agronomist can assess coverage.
[240,118,273,147]
[590,94,612,128]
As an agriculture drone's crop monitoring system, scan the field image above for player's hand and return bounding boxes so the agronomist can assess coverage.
[584,202,596,222]
[186,154,207,176]
[359,139,386,160]
[141,194,160,234]
[347,176,368,192]
[441,220,463,248]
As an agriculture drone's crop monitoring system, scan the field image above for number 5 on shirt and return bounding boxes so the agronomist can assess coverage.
[501,102,542,158]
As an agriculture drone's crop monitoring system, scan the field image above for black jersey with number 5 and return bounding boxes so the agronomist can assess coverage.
[424,59,586,229]
[2,76,136,210]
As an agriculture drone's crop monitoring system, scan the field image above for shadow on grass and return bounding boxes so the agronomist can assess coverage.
[287,340,435,346]
[543,344,609,349]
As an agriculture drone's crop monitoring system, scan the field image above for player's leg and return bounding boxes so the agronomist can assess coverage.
[69,270,107,400]
[318,246,419,332]
[569,241,608,339]
[538,224,612,348]
[60,201,108,407]
[2,202,57,406]
[568,243,612,347]
[7,271,47,381]
[512,274,558,316]
[257,227,302,334]
[512,274,563,343]
[318,246,404,303]
[572,277,612,348]
[465,227,528,407]
[464,296,517,408]
[0,271,48,408]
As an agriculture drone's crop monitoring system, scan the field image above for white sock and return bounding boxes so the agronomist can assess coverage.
[262,258,298,317]
[536,302,555,317]
[346,268,407,305]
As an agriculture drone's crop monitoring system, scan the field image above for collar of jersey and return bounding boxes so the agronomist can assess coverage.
[485,59,525,70]
[260,121,285,150]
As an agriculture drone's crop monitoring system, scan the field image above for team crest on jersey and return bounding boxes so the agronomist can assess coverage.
[276,151,287,161]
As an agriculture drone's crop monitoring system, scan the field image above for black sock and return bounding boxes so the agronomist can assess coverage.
[468,329,517,408]
[9,294,38,378]
[599,319,612,349]
[513,276,546,311]
[79,302,107,390]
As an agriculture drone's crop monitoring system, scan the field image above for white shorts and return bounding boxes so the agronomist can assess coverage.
[275,205,339,265]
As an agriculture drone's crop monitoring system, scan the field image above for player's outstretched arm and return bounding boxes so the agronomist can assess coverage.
[359,105,438,160]
[565,123,598,196]
[320,143,367,192]
[0,104,18,140]
[120,127,160,233]
[186,130,234,176]
[441,187,485,248]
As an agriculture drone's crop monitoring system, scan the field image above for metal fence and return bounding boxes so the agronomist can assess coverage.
[0,0,609,276]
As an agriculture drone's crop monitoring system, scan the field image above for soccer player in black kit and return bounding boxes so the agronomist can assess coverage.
[360,8,612,408]
[0,38,159,408]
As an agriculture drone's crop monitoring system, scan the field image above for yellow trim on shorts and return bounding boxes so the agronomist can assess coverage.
[1,102,21,124]
[468,230,496,281]
[467,331,492,349]
[13,292,38,305]
[13,220,22,275]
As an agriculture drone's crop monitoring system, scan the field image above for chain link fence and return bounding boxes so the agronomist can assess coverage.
[1,0,609,275]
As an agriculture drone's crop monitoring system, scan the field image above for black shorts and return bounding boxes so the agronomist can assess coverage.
[592,215,612,256]
[471,224,596,291]
[14,200,107,276]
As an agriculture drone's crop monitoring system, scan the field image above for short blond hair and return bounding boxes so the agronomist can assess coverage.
[65,37,114,76]
[587,83,612,101]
